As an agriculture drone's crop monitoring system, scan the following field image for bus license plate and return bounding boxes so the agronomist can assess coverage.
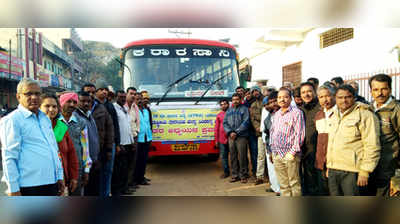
[171,144,200,152]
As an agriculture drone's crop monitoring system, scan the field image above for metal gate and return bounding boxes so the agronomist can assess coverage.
[344,67,400,102]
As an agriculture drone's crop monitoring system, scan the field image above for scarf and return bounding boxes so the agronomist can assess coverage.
[53,119,69,143]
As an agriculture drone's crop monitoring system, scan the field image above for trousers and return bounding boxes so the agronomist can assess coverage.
[229,136,248,179]
[273,153,301,196]
[328,169,360,196]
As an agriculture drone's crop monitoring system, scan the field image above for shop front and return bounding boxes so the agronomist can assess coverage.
[0,50,25,108]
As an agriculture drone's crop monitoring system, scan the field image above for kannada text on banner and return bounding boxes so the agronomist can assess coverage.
[152,108,219,141]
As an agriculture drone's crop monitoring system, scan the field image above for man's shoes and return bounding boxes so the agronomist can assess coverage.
[220,173,230,179]
[129,183,140,189]
[275,193,281,196]
[122,189,135,195]
[249,175,257,182]
[254,178,264,185]
[229,177,240,183]
[265,188,274,193]
[139,180,151,185]
[240,178,248,184]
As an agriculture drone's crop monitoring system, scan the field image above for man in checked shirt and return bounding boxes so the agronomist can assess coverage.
[269,87,306,196]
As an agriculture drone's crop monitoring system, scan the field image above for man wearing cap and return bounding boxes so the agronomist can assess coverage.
[262,91,281,195]
[250,86,264,184]
[59,92,92,196]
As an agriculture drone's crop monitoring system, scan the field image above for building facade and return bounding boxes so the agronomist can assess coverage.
[0,28,84,108]
[250,28,400,91]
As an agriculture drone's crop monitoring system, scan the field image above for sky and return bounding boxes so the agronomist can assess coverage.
[76,28,266,59]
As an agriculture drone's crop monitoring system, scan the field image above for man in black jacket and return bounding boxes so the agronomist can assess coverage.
[82,83,115,196]
[95,82,121,196]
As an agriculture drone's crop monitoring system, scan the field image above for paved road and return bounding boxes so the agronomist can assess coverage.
[0,156,276,196]
[133,155,275,196]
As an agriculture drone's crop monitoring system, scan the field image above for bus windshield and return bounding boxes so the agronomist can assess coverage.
[123,45,239,100]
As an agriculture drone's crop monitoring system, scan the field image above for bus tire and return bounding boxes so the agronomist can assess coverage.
[208,153,219,161]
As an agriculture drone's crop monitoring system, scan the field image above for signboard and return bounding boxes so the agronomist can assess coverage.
[184,90,228,97]
[38,68,50,87]
[129,46,236,59]
[152,108,219,141]
[0,51,25,80]
[50,74,59,87]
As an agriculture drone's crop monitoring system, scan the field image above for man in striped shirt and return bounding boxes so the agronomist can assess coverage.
[269,88,305,196]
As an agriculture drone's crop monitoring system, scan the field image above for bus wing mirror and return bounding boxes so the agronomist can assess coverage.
[240,65,252,82]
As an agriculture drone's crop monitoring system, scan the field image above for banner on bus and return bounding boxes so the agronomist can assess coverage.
[152,108,219,141]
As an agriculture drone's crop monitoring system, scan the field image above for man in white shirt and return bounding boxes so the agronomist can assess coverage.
[125,87,142,189]
[112,90,135,196]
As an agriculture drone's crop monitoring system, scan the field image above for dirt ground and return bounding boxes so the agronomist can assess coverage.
[133,155,276,196]
[0,155,277,196]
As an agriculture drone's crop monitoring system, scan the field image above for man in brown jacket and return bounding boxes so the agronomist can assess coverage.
[326,85,381,196]
[250,86,265,185]
[299,82,321,196]
[367,74,400,196]
[314,85,336,195]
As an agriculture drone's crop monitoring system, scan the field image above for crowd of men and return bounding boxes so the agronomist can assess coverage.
[0,79,152,196]
[214,75,400,196]
[1,73,400,197]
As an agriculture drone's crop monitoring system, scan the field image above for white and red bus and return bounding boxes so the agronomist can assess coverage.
[121,38,247,159]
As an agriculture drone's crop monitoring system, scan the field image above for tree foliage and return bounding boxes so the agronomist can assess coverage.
[75,41,121,91]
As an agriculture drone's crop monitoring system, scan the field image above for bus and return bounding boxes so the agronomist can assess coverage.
[120,38,251,159]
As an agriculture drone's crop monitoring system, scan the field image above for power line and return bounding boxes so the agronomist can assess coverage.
[168,29,192,38]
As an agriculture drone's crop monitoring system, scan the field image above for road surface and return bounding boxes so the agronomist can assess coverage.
[0,156,276,196]
[133,155,275,196]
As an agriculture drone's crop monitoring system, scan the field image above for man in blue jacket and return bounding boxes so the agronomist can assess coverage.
[223,93,250,183]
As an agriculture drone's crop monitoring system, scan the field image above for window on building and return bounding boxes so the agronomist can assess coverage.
[320,28,354,49]
[282,62,302,87]
[36,43,41,65]
[28,39,33,61]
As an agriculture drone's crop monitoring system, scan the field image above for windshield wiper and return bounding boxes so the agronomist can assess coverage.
[156,71,194,105]
[194,73,230,105]
[189,79,210,85]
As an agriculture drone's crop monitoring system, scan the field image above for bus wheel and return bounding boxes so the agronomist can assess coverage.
[208,153,219,161]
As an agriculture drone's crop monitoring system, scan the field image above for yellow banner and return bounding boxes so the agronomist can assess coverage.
[152,108,219,141]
